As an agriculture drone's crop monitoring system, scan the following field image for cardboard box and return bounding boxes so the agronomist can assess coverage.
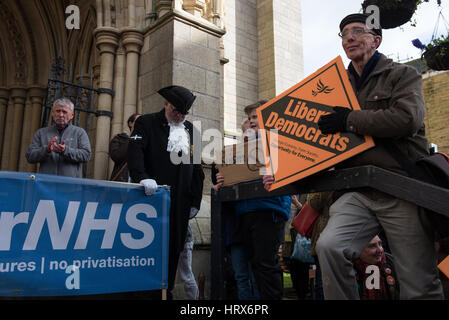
[216,139,265,186]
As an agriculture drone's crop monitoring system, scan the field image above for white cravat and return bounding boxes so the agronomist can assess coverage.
[167,122,190,155]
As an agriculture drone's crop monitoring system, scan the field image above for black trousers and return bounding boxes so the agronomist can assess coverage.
[240,211,285,300]
[288,258,311,300]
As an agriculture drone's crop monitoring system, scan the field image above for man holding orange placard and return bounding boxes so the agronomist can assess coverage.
[313,13,444,300]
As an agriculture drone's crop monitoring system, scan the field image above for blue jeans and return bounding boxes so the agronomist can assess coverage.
[230,244,259,300]
[177,226,199,299]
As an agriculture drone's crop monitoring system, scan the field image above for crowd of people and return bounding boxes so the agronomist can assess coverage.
[25,12,447,300]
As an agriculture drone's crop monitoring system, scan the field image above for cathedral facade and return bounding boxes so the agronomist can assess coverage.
[0,0,305,182]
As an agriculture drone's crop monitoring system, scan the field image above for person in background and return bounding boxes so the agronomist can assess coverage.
[281,195,314,300]
[26,97,91,178]
[353,235,399,300]
[216,100,292,300]
[109,113,141,182]
[305,191,335,300]
[241,119,252,141]
[212,119,260,300]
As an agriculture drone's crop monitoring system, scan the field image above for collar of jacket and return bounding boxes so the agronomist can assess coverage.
[348,50,381,91]
[52,122,72,132]
[157,108,169,127]
[347,53,394,91]
[117,132,129,138]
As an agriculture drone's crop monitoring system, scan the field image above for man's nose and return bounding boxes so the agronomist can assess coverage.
[344,33,355,42]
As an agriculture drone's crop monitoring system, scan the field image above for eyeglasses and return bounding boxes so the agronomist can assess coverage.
[338,27,377,39]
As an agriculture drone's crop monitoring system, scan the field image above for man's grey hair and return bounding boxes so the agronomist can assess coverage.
[53,97,74,112]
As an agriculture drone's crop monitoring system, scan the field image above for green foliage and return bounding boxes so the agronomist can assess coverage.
[425,35,449,59]
[426,35,449,50]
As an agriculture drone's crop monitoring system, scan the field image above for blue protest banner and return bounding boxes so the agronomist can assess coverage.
[0,171,170,296]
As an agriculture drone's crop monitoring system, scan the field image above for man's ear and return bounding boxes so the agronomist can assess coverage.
[375,36,382,49]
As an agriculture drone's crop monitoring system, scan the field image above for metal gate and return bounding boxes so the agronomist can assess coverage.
[42,56,114,176]
[42,56,114,130]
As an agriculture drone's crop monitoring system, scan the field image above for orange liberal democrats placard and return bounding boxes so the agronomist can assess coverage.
[257,56,375,191]
[438,254,449,280]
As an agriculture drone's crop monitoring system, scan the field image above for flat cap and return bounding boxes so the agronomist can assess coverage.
[340,13,382,36]
[158,85,196,114]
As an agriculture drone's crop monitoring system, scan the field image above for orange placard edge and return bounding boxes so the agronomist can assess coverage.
[438,254,449,279]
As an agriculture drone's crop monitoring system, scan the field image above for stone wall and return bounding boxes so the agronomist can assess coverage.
[222,0,304,139]
[139,11,222,134]
[272,0,304,95]
[222,0,259,137]
[423,70,449,154]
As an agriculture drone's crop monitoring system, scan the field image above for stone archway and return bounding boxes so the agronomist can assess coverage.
[0,0,99,176]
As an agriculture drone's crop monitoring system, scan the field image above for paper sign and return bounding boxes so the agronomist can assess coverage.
[216,139,265,186]
[257,56,375,191]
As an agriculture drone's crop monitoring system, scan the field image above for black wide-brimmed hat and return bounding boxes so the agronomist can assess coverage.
[157,85,196,115]
[339,13,382,36]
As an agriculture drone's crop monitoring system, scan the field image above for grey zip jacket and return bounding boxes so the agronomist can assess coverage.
[25,123,91,178]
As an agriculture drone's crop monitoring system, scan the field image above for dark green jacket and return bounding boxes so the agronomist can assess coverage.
[340,53,430,176]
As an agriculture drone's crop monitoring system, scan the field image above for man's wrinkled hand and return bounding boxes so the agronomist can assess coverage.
[47,136,58,153]
[53,141,66,154]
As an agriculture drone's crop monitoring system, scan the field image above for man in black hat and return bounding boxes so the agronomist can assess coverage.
[314,13,444,299]
[128,85,204,299]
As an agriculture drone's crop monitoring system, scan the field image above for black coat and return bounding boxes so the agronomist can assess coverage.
[127,109,204,290]
[109,133,130,182]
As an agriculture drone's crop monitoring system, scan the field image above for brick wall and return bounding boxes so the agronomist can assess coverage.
[423,71,449,154]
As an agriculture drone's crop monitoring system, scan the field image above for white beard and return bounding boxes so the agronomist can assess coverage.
[167,122,190,156]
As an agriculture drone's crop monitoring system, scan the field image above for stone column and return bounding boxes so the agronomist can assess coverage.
[155,0,173,17]
[183,0,206,18]
[111,46,126,137]
[1,98,13,170]
[121,28,143,132]
[173,0,183,10]
[8,87,27,171]
[104,0,112,26]
[209,0,222,27]
[27,86,47,172]
[96,0,104,27]
[128,0,137,27]
[144,0,157,26]
[93,27,120,180]
[257,0,304,98]
[0,88,9,167]
[18,95,33,172]
[257,0,276,100]
[108,45,126,178]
